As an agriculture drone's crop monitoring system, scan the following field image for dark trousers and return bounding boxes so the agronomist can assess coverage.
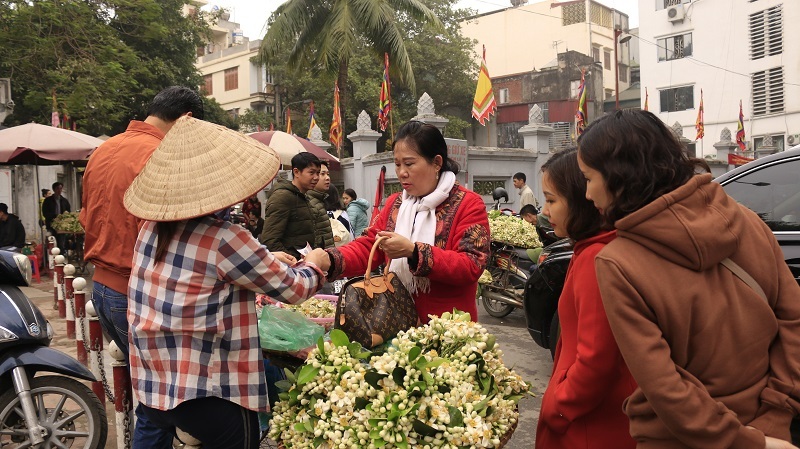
[140,397,259,449]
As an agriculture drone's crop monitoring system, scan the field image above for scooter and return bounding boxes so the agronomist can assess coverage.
[0,250,107,448]
[478,241,535,318]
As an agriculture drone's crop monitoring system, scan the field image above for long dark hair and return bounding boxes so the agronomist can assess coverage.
[324,185,344,211]
[153,221,179,264]
[577,109,704,224]
[541,147,606,241]
[393,121,459,174]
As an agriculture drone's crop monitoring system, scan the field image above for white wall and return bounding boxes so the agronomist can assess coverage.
[639,0,800,156]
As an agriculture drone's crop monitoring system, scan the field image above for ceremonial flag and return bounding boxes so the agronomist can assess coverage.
[378,53,392,132]
[472,45,497,126]
[736,100,747,151]
[285,108,292,135]
[575,68,588,136]
[330,81,343,157]
[644,87,649,111]
[307,101,318,139]
[695,89,704,141]
[51,91,60,128]
[728,153,754,165]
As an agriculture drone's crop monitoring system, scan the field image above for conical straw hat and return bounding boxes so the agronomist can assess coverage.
[124,116,280,222]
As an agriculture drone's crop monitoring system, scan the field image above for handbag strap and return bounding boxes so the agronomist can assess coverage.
[720,258,767,303]
[364,236,393,281]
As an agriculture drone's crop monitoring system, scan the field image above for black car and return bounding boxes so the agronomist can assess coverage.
[523,145,800,436]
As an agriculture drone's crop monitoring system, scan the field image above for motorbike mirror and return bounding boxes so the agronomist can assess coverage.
[492,187,509,202]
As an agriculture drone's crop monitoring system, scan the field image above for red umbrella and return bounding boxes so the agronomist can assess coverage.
[248,131,341,170]
[371,165,387,226]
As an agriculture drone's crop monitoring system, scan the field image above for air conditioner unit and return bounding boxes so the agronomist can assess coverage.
[667,4,685,23]
[787,134,800,145]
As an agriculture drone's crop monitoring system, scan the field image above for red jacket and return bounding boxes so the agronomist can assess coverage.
[537,230,637,449]
[80,121,163,293]
[328,184,489,322]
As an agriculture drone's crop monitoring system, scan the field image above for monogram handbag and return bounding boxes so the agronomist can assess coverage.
[335,236,418,348]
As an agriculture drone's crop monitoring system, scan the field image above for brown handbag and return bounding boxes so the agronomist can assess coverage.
[335,236,418,348]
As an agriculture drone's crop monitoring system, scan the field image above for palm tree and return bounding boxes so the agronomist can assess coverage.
[259,0,442,132]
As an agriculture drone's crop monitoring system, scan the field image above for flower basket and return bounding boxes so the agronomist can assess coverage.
[257,294,338,330]
[488,211,541,249]
[269,310,531,449]
[51,212,84,234]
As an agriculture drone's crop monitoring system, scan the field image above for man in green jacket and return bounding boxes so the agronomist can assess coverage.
[260,152,322,258]
[307,160,335,249]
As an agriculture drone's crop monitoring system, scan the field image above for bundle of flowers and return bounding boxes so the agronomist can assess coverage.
[256,295,336,320]
[51,212,84,233]
[269,310,531,449]
[488,213,541,249]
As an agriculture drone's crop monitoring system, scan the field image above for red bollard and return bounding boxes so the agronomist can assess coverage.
[110,342,133,449]
[55,255,66,318]
[47,235,55,272]
[73,277,88,366]
[50,247,61,310]
[64,264,76,340]
[86,301,106,405]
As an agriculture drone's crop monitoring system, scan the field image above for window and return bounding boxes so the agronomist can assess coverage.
[202,75,213,95]
[605,88,613,100]
[619,65,628,83]
[603,50,611,69]
[659,85,694,112]
[754,135,785,153]
[722,157,800,232]
[749,5,782,60]
[498,88,509,104]
[570,80,581,99]
[658,33,692,61]
[562,2,586,26]
[752,67,784,116]
[592,47,600,62]
[224,67,238,91]
[657,0,691,11]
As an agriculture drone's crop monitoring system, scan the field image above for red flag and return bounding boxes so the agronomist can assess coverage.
[51,91,60,128]
[728,153,754,165]
[736,100,747,151]
[285,108,292,134]
[575,68,587,136]
[371,166,386,226]
[695,89,704,141]
[378,53,391,132]
[330,81,343,157]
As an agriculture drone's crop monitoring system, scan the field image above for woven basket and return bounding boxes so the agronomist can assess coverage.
[277,411,519,449]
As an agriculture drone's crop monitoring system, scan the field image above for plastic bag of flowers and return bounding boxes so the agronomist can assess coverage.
[269,310,532,448]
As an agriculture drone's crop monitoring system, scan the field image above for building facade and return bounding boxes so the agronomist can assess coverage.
[639,0,800,157]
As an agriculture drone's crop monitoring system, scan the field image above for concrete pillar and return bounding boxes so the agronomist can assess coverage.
[755,134,777,159]
[518,105,553,203]
[411,93,450,134]
[713,127,739,171]
[308,124,333,152]
[347,111,381,202]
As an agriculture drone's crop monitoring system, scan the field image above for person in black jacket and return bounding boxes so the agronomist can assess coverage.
[0,203,26,250]
[41,182,71,249]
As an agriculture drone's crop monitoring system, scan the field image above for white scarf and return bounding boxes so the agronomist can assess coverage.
[390,171,456,294]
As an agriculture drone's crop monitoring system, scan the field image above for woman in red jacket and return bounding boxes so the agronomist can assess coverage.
[326,121,490,322]
[536,147,637,449]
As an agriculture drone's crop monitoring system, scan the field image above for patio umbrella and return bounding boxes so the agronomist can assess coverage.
[248,131,341,170]
[371,165,387,226]
[0,123,103,163]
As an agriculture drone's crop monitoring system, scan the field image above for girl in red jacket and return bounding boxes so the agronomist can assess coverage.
[536,147,637,449]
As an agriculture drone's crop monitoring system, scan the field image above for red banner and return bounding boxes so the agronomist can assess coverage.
[728,153,754,166]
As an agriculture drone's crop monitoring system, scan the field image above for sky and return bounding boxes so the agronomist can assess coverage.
[213,0,640,41]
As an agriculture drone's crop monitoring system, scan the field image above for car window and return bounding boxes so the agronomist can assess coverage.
[721,158,800,232]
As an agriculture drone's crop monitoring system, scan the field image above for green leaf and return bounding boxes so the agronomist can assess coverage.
[448,406,464,427]
[275,380,294,391]
[437,384,451,394]
[348,342,363,357]
[304,421,314,432]
[365,371,388,389]
[416,357,428,370]
[388,403,401,421]
[482,373,496,395]
[392,367,407,386]
[284,368,297,383]
[313,436,324,448]
[427,357,447,369]
[409,381,427,397]
[422,370,433,385]
[507,394,524,404]
[396,432,409,449]
[408,345,422,362]
[330,329,350,347]
[355,397,370,410]
[317,336,327,358]
[278,392,290,401]
[357,350,372,359]
[412,419,439,437]
[297,365,320,386]
[374,438,387,448]
[370,429,382,439]
[485,334,496,351]
[323,365,336,373]
[368,418,386,428]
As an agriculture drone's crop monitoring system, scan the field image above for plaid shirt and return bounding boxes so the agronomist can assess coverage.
[128,216,323,412]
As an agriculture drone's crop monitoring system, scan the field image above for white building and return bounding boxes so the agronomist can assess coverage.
[191,1,274,124]
[639,0,800,156]
[461,0,633,102]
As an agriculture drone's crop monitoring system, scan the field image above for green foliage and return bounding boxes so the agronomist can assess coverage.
[0,0,216,135]
[202,97,239,130]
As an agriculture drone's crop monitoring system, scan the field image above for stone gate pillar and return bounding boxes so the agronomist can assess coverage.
[518,105,553,204]
[347,111,381,202]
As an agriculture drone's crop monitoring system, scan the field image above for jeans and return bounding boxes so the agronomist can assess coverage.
[91,282,173,449]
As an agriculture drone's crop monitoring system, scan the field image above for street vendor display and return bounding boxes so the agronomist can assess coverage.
[51,211,84,233]
[269,310,530,448]
[487,211,542,249]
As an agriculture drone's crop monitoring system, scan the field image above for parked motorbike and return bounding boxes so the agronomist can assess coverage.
[0,250,107,448]
[478,241,536,318]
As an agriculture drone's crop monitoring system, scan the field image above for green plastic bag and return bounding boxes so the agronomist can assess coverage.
[258,305,325,352]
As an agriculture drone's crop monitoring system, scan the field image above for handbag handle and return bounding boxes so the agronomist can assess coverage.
[364,236,393,283]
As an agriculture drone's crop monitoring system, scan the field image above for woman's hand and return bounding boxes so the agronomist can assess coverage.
[765,436,799,449]
[272,251,296,266]
[376,231,415,259]
[304,248,331,272]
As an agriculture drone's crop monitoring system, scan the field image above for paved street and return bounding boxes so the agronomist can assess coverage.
[23,272,552,449]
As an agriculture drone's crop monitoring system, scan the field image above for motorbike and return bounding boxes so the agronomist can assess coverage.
[0,250,107,448]
[478,241,536,318]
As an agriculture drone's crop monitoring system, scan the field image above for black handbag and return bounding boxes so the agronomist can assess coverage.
[335,236,418,348]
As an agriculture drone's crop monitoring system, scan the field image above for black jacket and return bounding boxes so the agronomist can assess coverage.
[0,214,26,248]
[41,195,71,229]
[260,180,319,258]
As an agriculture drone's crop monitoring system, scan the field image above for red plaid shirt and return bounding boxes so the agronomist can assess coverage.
[128,216,323,412]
